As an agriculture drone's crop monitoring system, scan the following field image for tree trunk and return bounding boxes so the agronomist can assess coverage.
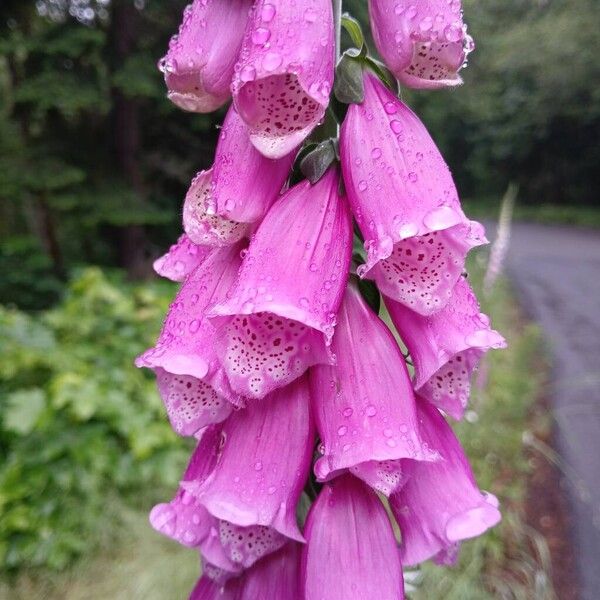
[110,0,151,279]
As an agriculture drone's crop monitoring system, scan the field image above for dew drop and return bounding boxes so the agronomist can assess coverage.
[261,4,276,22]
[263,52,282,71]
[337,426,348,436]
[240,65,257,82]
[365,405,377,417]
[390,120,403,133]
[252,27,271,45]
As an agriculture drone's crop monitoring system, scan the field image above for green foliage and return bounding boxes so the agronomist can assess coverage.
[0,268,188,570]
[404,0,600,207]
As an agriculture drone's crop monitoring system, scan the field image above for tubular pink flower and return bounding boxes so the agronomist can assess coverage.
[149,427,242,574]
[183,169,249,247]
[232,0,335,158]
[390,401,501,566]
[136,244,244,435]
[187,377,313,551]
[385,277,507,419]
[153,234,212,282]
[341,73,486,316]
[159,0,252,112]
[208,169,352,399]
[211,106,295,224]
[310,284,438,496]
[192,543,301,600]
[368,0,475,90]
[301,475,405,600]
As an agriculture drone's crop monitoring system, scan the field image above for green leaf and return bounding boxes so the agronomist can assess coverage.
[300,139,337,184]
[334,52,365,104]
[4,389,46,435]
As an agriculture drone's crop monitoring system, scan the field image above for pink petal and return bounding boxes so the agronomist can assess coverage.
[159,0,252,112]
[153,234,212,282]
[368,0,474,90]
[189,376,313,547]
[386,277,506,419]
[208,169,352,399]
[310,284,438,496]
[192,542,301,600]
[149,427,241,573]
[232,0,334,158]
[301,475,405,599]
[136,245,244,434]
[341,73,486,316]
[212,106,295,224]
[183,170,249,247]
[390,400,501,566]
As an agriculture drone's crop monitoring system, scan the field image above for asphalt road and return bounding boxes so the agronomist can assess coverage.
[500,222,600,599]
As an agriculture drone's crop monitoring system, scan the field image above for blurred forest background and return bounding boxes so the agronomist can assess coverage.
[0,0,599,597]
[2,0,599,311]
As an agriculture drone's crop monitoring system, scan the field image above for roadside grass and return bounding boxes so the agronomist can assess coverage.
[0,251,551,599]
[0,508,198,600]
[463,199,600,229]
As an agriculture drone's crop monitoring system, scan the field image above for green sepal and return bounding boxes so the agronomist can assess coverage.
[300,139,337,184]
[334,51,365,104]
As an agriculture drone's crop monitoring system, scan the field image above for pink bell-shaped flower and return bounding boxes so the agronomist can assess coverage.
[149,426,243,574]
[183,169,250,247]
[159,0,252,112]
[211,106,295,224]
[153,234,212,282]
[310,283,438,496]
[232,0,335,158]
[341,73,486,316]
[191,542,301,600]
[390,400,501,566]
[136,244,244,436]
[301,475,405,600]
[386,277,507,419]
[186,377,313,558]
[368,0,474,90]
[208,169,352,399]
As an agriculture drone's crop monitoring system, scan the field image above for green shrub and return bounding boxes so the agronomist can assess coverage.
[0,268,188,570]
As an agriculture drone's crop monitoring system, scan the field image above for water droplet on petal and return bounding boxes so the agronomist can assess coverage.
[261,4,276,22]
